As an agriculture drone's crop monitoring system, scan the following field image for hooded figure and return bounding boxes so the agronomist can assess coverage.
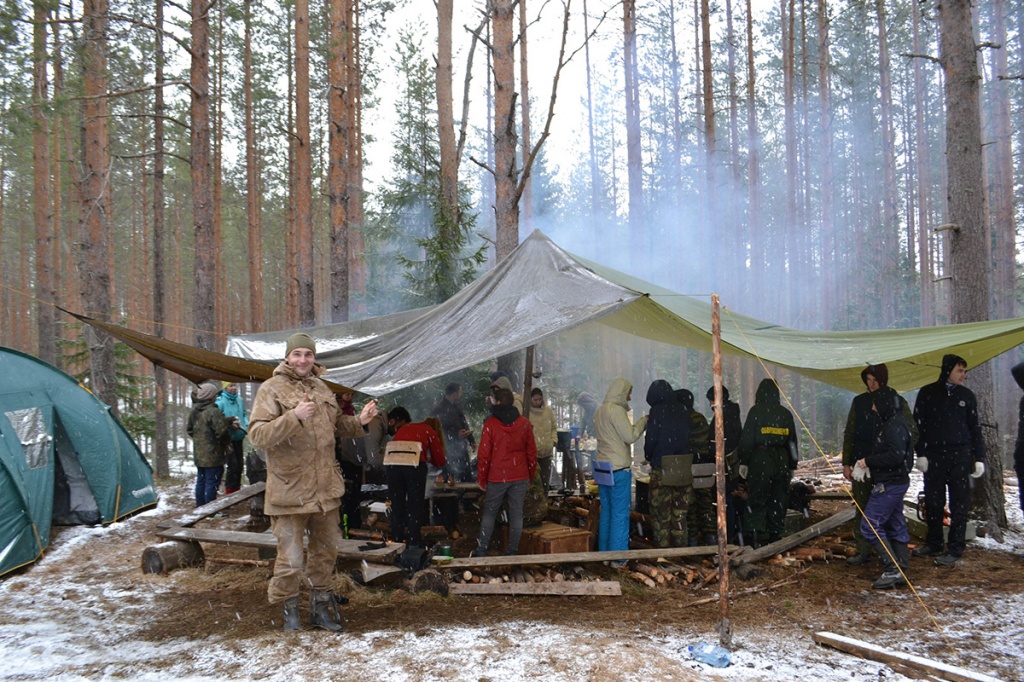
[737,379,798,547]
[911,353,984,566]
[644,380,691,548]
[187,381,231,508]
[1011,362,1024,513]
[841,363,918,566]
[593,378,648,557]
[857,386,914,589]
[490,375,524,412]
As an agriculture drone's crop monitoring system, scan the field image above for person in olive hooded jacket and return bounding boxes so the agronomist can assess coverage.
[738,378,798,548]
[594,377,648,561]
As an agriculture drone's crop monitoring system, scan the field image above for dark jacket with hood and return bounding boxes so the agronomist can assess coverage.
[707,386,743,458]
[912,354,984,463]
[738,379,798,468]
[477,404,537,486]
[676,389,711,463]
[1011,363,1024,491]
[842,364,917,466]
[643,380,690,468]
[863,387,913,486]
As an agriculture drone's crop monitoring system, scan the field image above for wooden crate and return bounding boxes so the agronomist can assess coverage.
[519,522,592,555]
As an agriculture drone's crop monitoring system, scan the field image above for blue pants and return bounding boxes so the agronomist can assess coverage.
[476,479,530,554]
[598,469,632,552]
[860,482,910,545]
[195,466,223,507]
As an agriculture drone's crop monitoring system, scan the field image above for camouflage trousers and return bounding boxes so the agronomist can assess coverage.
[649,467,694,548]
[687,487,717,541]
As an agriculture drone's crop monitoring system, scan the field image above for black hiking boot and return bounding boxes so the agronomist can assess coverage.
[282,597,301,631]
[309,590,344,632]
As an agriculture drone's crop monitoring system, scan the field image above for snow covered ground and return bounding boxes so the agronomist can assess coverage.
[1,479,1022,681]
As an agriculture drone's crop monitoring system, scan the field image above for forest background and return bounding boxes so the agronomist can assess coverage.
[0,0,1020,525]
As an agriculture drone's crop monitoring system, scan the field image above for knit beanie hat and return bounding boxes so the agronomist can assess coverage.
[196,380,219,402]
[285,332,316,357]
[861,363,889,388]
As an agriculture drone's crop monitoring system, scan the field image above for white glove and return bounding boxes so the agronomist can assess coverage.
[738,465,749,479]
[915,457,928,473]
[852,462,870,482]
[971,462,985,479]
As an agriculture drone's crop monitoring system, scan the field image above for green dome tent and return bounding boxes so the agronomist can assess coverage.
[0,347,157,577]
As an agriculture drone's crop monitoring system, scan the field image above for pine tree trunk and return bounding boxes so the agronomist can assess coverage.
[152,0,169,478]
[583,0,600,219]
[623,0,645,270]
[80,0,117,410]
[295,0,314,326]
[436,0,459,243]
[33,1,55,365]
[348,1,366,311]
[244,0,264,332]
[911,0,934,326]
[939,0,1007,533]
[519,0,532,232]
[492,0,519,262]
[817,0,834,330]
[701,0,715,292]
[191,0,215,350]
[328,0,351,323]
[746,0,762,303]
[877,0,898,326]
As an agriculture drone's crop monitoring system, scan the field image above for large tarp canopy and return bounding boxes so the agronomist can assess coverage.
[218,230,1024,395]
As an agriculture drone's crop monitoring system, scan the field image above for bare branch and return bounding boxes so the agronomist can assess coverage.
[998,74,1024,81]
[900,51,941,65]
[468,155,495,175]
[458,13,490,163]
[108,13,194,53]
[72,80,195,101]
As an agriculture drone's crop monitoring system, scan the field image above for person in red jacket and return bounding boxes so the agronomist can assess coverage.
[472,388,537,557]
[386,406,445,548]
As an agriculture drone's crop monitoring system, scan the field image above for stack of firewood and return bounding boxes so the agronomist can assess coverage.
[455,566,591,584]
[626,561,718,588]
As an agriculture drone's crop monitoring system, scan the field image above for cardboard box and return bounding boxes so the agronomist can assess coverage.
[519,522,592,555]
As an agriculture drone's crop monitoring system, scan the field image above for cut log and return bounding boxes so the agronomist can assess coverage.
[628,571,657,588]
[406,568,449,596]
[156,526,402,563]
[142,540,205,574]
[347,528,385,541]
[792,547,833,561]
[449,581,622,596]
[812,632,1003,682]
[205,557,271,567]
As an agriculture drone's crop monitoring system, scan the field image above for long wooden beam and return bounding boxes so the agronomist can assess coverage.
[730,506,855,567]
[813,632,1004,682]
[156,482,266,530]
[156,526,403,563]
[449,581,622,596]
[442,544,737,569]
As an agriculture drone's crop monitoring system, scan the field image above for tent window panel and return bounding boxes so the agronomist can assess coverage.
[4,408,52,470]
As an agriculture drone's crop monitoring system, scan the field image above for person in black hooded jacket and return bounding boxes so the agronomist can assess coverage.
[1011,362,1024,513]
[857,387,914,589]
[738,378,798,547]
[912,354,985,566]
[644,380,691,547]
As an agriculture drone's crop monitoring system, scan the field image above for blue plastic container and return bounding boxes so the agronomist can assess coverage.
[688,642,731,668]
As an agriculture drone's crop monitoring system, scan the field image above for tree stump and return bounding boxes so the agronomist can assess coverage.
[142,540,205,575]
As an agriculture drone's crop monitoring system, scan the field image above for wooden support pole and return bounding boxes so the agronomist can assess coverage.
[449,581,622,596]
[711,293,731,646]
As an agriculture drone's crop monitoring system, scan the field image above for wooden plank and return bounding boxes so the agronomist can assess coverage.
[156,483,266,530]
[449,581,622,597]
[809,491,851,500]
[156,526,403,562]
[731,507,855,567]
[812,632,1005,682]
[443,544,738,569]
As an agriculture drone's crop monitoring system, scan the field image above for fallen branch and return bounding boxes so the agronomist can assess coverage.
[684,576,800,607]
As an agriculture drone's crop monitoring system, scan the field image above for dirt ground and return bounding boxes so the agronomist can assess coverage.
[5,481,1023,681]
[127,484,1024,677]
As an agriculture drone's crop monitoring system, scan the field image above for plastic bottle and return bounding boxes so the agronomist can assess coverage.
[687,642,731,668]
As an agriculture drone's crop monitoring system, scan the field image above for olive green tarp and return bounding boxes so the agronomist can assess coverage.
[75,231,1024,395]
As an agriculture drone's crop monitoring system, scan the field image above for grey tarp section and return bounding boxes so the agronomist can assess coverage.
[226,230,1024,395]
